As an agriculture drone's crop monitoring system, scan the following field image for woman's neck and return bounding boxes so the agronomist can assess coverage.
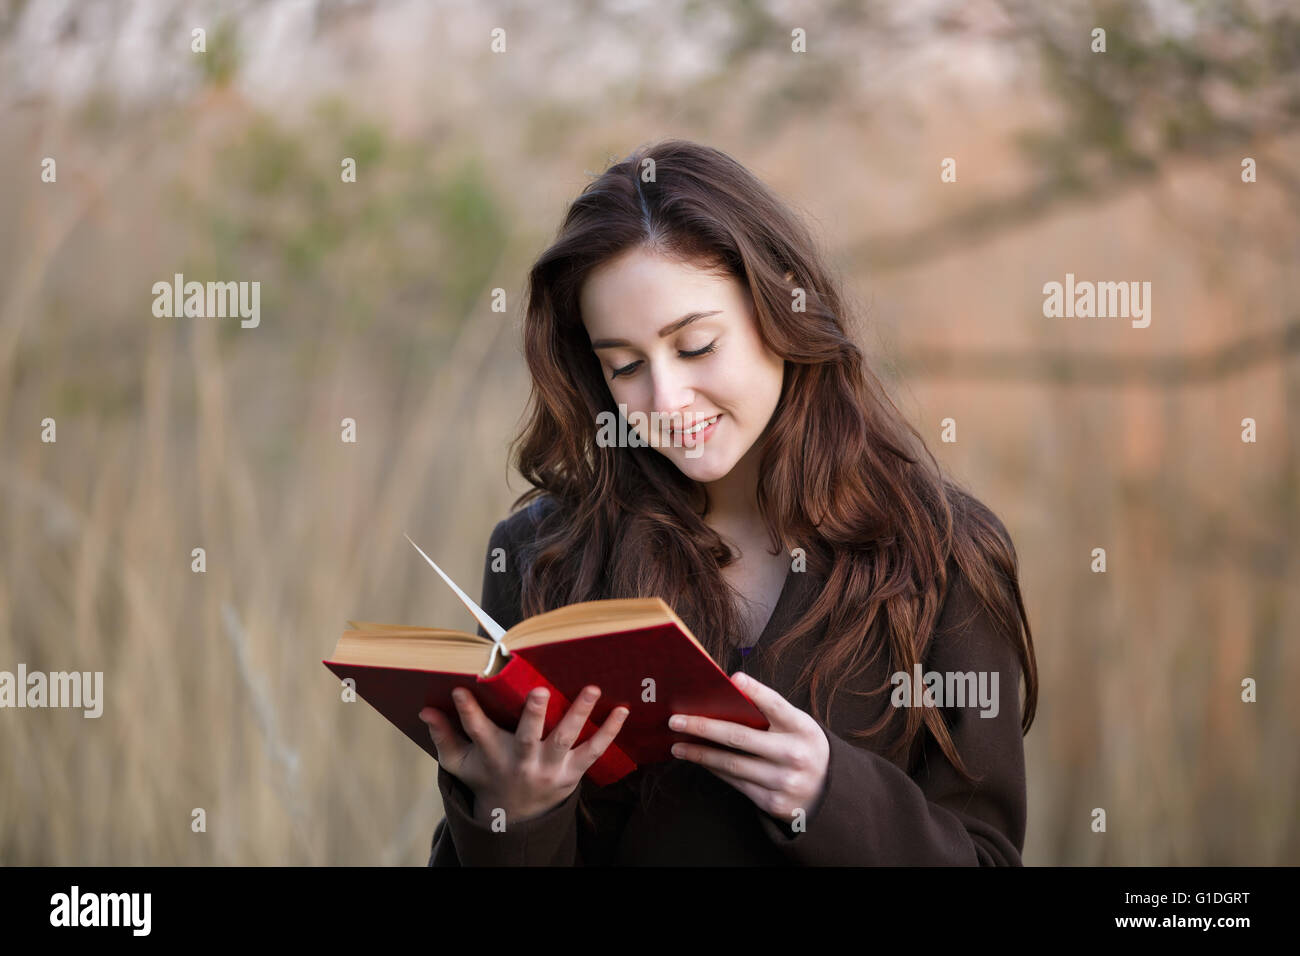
[699,442,763,533]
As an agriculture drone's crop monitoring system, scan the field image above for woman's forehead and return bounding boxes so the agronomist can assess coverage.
[581,255,742,332]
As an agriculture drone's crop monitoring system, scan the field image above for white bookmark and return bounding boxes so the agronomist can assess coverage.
[403,533,510,673]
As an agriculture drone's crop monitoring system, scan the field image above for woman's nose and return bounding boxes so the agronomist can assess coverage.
[650,368,694,426]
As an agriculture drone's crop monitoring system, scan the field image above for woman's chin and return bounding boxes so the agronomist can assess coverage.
[669,453,734,484]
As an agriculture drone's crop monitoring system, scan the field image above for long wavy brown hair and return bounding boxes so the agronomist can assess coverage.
[508,139,1037,801]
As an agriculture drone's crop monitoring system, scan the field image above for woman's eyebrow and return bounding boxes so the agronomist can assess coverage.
[590,310,722,350]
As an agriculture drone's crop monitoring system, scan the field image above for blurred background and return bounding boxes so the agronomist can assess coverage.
[1,0,1297,865]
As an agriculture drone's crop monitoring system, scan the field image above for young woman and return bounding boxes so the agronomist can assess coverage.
[421,139,1038,866]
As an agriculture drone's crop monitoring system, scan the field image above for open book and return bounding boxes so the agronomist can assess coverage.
[321,534,769,786]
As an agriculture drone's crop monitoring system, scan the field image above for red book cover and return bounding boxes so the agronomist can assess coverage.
[322,612,770,787]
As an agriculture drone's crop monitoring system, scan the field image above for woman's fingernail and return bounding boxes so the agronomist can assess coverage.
[669,715,685,730]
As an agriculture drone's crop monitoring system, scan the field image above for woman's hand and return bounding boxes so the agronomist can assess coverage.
[668,672,829,828]
[419,685,630,824]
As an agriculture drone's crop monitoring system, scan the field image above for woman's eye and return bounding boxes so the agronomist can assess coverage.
[681,341,718,359]
[609,341,717,381]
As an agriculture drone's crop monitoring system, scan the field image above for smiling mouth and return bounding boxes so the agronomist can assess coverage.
[670,413,722,438]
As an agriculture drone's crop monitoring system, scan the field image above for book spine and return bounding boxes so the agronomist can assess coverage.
[478,653,638,787]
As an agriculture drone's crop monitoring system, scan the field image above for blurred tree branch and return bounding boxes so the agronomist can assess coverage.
[895,317,1300,384]
[852,0,1300,273]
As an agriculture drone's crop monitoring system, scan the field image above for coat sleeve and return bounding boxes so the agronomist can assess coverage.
[428,763,637,866]
[428,762,586,866]
[750,560,1029,865]
[427,508,634,866]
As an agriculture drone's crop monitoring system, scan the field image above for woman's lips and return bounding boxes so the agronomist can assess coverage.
[669,413,721,437]
[677,413,721,445]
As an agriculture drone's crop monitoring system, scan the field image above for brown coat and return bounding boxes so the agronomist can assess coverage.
[428,496,1028,865]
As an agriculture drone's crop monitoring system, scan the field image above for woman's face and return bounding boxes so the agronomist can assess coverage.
[580,246,785,484]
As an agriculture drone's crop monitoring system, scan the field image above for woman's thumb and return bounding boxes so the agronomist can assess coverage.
[419,707,444,752]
